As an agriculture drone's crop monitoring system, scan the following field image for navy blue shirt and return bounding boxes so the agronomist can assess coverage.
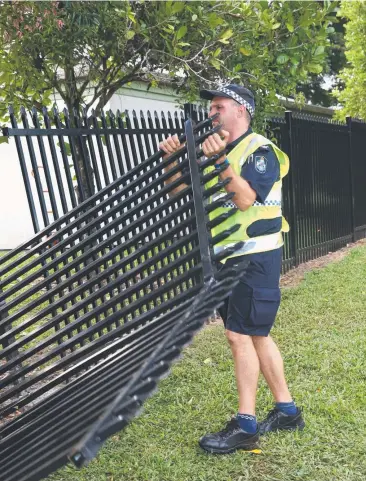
[221,131,283,289]
[226,128,280,203]
[226,128,282,238]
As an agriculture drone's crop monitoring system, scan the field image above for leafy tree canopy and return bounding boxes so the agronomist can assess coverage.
[0,0,336,128]
[296,11,346,108]
[333,0,366,121]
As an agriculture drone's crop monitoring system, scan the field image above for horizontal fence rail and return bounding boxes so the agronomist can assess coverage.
[0,116,243,481]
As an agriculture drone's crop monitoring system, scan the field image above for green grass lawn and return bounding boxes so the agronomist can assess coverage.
[42,245,366,480]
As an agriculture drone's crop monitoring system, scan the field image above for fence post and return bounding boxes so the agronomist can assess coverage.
[285,111,298,267]
[185,118,214,283]
[346,116,356,243]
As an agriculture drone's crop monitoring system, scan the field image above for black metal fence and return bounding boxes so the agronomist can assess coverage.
[270,113,366,270]
[0,117,242,481]
[2,106,366,273]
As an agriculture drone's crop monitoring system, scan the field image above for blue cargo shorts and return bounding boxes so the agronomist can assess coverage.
[217,248,282,337]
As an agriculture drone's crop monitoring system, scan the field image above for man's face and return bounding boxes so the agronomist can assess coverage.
[208,96,241,132]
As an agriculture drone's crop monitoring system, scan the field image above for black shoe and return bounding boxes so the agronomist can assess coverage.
[199,418,260,454]
[258,407,305,435]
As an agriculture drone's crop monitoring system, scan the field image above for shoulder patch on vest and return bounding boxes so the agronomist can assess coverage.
[254,155,267,174]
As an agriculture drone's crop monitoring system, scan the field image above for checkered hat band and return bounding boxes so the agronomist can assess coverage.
[220,200,281,209]
[217,87,255,117]
[253,200,281,206]
[222,201,236,208]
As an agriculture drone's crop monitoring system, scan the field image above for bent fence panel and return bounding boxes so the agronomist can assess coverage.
[0,117,244,481]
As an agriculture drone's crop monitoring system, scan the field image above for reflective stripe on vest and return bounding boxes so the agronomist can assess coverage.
[206,132,290,260]
[213,232,284,256]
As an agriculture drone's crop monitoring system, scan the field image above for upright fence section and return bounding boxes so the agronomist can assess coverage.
[0,116,243,481]
[268,112,366,270]
[348,118,366,241]
[2,106,187,232]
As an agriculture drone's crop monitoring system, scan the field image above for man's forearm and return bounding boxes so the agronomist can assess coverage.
[218,165,256,211]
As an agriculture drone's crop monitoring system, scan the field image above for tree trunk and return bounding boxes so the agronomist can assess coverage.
[74,137,96,203]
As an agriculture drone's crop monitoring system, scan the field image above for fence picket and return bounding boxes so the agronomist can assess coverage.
[52,106,78,209]
[82,108,102,192]
[100,109,117,181]
[21,106,50,226]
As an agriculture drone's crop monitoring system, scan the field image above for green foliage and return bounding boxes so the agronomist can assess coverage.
[333,1,366,121]
[295,8,347,108]
[0,1,335,127]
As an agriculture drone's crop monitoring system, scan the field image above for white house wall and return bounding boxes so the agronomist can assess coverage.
[0,140,35,249]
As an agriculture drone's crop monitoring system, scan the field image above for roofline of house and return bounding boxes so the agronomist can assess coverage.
[281,98,335,117]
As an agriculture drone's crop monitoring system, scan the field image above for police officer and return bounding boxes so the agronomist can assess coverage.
[160,84,304,454]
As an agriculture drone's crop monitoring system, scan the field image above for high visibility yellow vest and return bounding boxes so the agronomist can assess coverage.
[206,132,290,259]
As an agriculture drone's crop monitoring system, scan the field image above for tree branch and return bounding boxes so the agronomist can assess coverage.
[84,48,151,113]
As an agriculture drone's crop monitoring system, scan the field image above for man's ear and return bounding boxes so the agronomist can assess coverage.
[237,104,246,118]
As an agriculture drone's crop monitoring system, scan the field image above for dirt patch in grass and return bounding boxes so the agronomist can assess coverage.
[280,238,366,288]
